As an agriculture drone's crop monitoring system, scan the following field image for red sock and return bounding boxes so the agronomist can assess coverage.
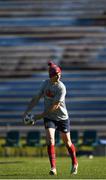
[47,145,56,169]
[67,143,78,165]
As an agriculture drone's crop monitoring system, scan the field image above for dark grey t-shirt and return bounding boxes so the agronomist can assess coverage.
[38,79,69,121]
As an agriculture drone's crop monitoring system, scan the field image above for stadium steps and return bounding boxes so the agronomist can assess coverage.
[0,35,106,77]
[0,70,106,135]
[0,0,106,75]
[0,0,106,136]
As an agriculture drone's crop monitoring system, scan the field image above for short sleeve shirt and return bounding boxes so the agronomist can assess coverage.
[38,79,69,121]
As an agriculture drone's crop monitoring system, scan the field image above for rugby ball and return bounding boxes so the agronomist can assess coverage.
[24,113,35,125]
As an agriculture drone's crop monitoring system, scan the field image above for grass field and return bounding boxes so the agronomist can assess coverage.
[0,156,106,179]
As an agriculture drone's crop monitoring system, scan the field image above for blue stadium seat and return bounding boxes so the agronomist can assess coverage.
[25,130,41,147]
[78,130,99,156]
[70,130,79,146]
[3,130,20,147]
[82,130,99,146]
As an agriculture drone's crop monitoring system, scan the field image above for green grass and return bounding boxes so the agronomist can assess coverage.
[0,156,106,179]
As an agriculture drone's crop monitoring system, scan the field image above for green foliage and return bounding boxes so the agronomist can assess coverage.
[0,157,106,179]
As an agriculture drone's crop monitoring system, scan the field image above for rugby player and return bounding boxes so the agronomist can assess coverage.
[23,61,78,175]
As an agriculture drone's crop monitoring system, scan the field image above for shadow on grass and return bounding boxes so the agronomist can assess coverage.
[0,161,24,164]
[0,174,20,177]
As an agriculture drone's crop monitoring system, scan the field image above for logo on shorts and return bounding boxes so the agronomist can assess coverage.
[64,129,68,132]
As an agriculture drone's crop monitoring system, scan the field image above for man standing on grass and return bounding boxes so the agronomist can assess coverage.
[23,61,78,175]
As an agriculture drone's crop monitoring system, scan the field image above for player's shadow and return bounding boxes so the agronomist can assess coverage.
[0,174,21,177]
[0,161,24,164]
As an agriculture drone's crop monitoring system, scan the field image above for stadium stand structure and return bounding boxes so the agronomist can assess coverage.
[0,0,106,76]
[0,0,106,138]
[0,70,106,137]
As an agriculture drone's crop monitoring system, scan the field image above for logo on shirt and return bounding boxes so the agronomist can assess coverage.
[46,90,54,98]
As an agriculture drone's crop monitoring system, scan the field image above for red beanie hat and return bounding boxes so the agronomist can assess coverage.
[48,61,62,78]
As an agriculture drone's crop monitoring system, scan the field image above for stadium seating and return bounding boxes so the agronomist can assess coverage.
[0,0,106,77]
[81,130,99,146]
[25,130,41,147]
[0,0,106,142]
[3,130,20,147]
[0,70,106,138]
[22,130,43,156]
[70,130,79,146]
[2,130,21,156]
[78,130,99,155]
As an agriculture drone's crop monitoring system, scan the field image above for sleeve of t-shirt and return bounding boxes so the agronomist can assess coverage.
[53,85,66,103]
